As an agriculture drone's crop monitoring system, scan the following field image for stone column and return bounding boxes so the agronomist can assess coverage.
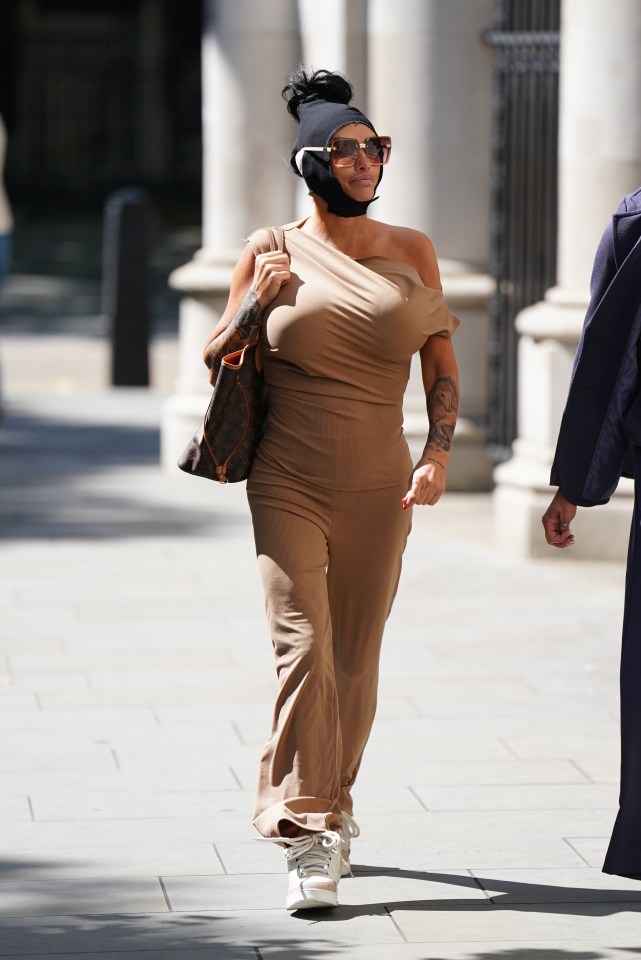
[294,0,367,219]
[161,0,299,469]
[368,0,496,490]
[297,0,367,100]
[493,0,641,559]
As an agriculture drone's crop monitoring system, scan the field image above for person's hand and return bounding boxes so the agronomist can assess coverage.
[251,251,291,308]
[401,458,447,510]
[542,488,577,548]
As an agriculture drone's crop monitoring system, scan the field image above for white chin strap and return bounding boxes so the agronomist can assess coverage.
[294,148,307,175]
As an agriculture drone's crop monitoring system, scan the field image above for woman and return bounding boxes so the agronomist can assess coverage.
[203,69,460,911]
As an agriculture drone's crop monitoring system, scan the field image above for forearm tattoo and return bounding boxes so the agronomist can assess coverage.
[207,290,265,372]
[426,376,458,454]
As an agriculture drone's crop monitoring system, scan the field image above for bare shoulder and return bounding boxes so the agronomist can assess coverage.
[375,223,441,289]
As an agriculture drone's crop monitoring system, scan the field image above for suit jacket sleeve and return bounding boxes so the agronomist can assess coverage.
[549,217,641,506]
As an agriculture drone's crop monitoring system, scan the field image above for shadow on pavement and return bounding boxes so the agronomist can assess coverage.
[0,857,638,959]
[308,866,641,919]
[0,398,249,540]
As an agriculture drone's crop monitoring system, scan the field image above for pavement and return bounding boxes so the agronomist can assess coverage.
[1,322,641,959]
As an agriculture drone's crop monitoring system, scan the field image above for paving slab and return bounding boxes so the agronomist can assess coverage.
[571,757,620,783]
[351,838,587,873]
[36,683,275,709]
[31,789,252,822]
[163,870,488,912]
[0,878,168,918]
[501,735,622,763]
[407,760,591,787]
[0,817,256,852]
[410,783,618,811]
[470,868,641,903]
[108,744,260,779]
[0,942,256,960]
[0,908,401,955]
[0,845,224,880]
[0,637,65,655]
[349,808,615,844]
[565,837,611,868]
[8,649,237,675]
[2,672,89,693]
[0,692,39,712]
[228,758,593,792]
[261,943,641,959]
[0,767,242,797]
[390,901,641,944]
[371,709,619,741]
[0,799,32,823]
[0,706,157,733]
[0,744,117,774]
[0,952,256,960]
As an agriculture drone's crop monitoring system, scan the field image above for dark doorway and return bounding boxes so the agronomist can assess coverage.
[1,0,202,221]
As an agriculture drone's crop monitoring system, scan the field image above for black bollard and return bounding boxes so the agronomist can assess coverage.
[102,188,151,386]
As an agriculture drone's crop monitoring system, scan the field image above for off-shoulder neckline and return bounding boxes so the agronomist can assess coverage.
[282,220,440,292]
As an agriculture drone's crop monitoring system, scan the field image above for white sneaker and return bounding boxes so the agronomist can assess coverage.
[283,830,343,911]
[338,811,360,877]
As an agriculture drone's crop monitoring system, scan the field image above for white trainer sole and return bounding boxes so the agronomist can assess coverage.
[286,887,338,911]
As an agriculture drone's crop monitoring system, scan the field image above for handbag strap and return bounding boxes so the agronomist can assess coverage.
[267,226,286,254]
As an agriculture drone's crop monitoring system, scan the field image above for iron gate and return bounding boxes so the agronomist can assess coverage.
[484,0,561,459]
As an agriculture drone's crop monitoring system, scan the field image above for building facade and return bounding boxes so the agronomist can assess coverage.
[1,0,202,218]
[164,0,641,560]
[4,1,641,560]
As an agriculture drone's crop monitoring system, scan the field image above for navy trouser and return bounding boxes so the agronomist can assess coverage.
[604,445,641,879]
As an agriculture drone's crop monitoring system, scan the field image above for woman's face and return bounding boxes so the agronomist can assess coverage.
[329,123,380,202]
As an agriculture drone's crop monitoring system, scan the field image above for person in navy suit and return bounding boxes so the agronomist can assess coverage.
[543,186,641,880]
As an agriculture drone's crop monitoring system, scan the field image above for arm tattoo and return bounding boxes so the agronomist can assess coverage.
[207,290,265,374]
[426,376,458,454]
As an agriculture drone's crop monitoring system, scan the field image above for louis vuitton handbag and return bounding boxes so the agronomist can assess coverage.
[177,226,284,483]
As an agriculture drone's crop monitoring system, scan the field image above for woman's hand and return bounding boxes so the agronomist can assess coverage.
[542,488,577,548]
[401,457,447,510]
[202,242,291,381]
[251,250,291,308]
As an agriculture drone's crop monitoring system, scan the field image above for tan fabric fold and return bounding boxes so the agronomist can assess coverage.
[247,222,459,491]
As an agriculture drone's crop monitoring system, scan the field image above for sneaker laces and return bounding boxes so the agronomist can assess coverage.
[281,830,342,876]
[340,811,360,843]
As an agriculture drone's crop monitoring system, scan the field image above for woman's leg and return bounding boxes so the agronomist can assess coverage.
[248,474,342,838]
[327,481,412,815]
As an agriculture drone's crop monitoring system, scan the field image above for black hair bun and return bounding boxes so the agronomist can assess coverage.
[282,68,353,122]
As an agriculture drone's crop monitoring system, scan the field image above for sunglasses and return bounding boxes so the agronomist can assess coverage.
[302,135,392,168]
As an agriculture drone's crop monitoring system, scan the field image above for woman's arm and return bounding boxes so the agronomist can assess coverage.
[401,334,459,509]
[202,241,290,383]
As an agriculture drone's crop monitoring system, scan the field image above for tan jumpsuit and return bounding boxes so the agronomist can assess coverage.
[246,221,459,838]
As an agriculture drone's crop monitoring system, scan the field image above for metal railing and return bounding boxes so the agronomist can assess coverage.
[484,0,560,459]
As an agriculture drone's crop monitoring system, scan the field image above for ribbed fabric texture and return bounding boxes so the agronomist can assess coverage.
[248,469,411,838]
[247,221,459,490]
